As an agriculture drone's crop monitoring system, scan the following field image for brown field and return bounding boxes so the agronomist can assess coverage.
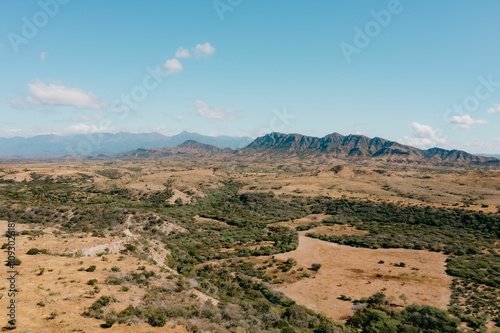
[237,164,500,213]
[275,234,452,321]
[0,221,189,333]
[1,161,499,213]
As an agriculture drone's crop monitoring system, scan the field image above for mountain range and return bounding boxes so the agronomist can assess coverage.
[0,131,498,166]
[241,132,499,166]
[0,131,253,158]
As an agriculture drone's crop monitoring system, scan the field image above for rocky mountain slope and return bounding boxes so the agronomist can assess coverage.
[242,132,500,166]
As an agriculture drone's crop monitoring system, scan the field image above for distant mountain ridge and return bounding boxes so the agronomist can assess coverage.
[121,140,225,159]
[0,131,253,158]
[479,153,500,159]
[1,131,498,166]
[242,132,500,166]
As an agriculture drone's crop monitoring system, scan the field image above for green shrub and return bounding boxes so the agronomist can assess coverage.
[310,263,322,271]
[87,279,98,286]
[86,265,96,272]
[145,307,167,327]
[26,248,48,255]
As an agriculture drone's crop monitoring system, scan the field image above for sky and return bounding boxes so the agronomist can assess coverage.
[0,0,500,153]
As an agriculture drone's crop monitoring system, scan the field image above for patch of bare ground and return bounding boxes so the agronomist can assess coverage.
[219,241,276,253]
[167,189,192,204]
[306,225,369,237]
[274,234,452,322]
[270,214,331,228]
[193,215,232,228]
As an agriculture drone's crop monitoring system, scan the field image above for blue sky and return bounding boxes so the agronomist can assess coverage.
[1,0,500,153]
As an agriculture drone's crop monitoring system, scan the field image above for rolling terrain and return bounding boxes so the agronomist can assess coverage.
[0,154,499,332]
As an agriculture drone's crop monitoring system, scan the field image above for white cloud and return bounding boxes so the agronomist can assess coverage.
[164,58,183,74]
[159,42,215,75]
[400,122,446,148]
[40,51,47,61]
[175,47,191,58]
[3,123,110,137]
[487,105,500,114]
[4,128,50,137]
[450,115,488,128]
[174,115,184,122]
[64,124,110,134]
[11,80,106,109]
[194,100,235,120]
[194,42,215,57]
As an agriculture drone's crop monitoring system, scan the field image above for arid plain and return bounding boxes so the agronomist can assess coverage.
[0,159,499,332]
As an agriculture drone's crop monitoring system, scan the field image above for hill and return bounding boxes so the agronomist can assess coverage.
[121,140,225,159]
[0,131,253,158]
[242,132,500,166]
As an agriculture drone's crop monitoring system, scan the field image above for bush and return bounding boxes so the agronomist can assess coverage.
[82,295,116,319]
[310,263,322,272]
[145,307,167,327]
[86,265,96,272]
[102,314,117,328]
[26,248,48,255]
[5,257,21,266]
[87,279,98,286]
[105,277,123,285]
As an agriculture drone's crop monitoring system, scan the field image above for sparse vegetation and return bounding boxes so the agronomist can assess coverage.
[310,263,322,271]
[1,161,499,331]
[85,265,96,272]
[26,248,48,255]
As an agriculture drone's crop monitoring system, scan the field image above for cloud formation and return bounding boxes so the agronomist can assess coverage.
[400,122,446,148]
[194,42,215,57]
[175,47,191,58]
[194,100,235,120]
[164,58,183,74]
[65,124,110,134]
[160,42,215,75]
[4,123,109,137]
[487,105,500,114]
[12,80,106,109]
[450,115,488,128]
